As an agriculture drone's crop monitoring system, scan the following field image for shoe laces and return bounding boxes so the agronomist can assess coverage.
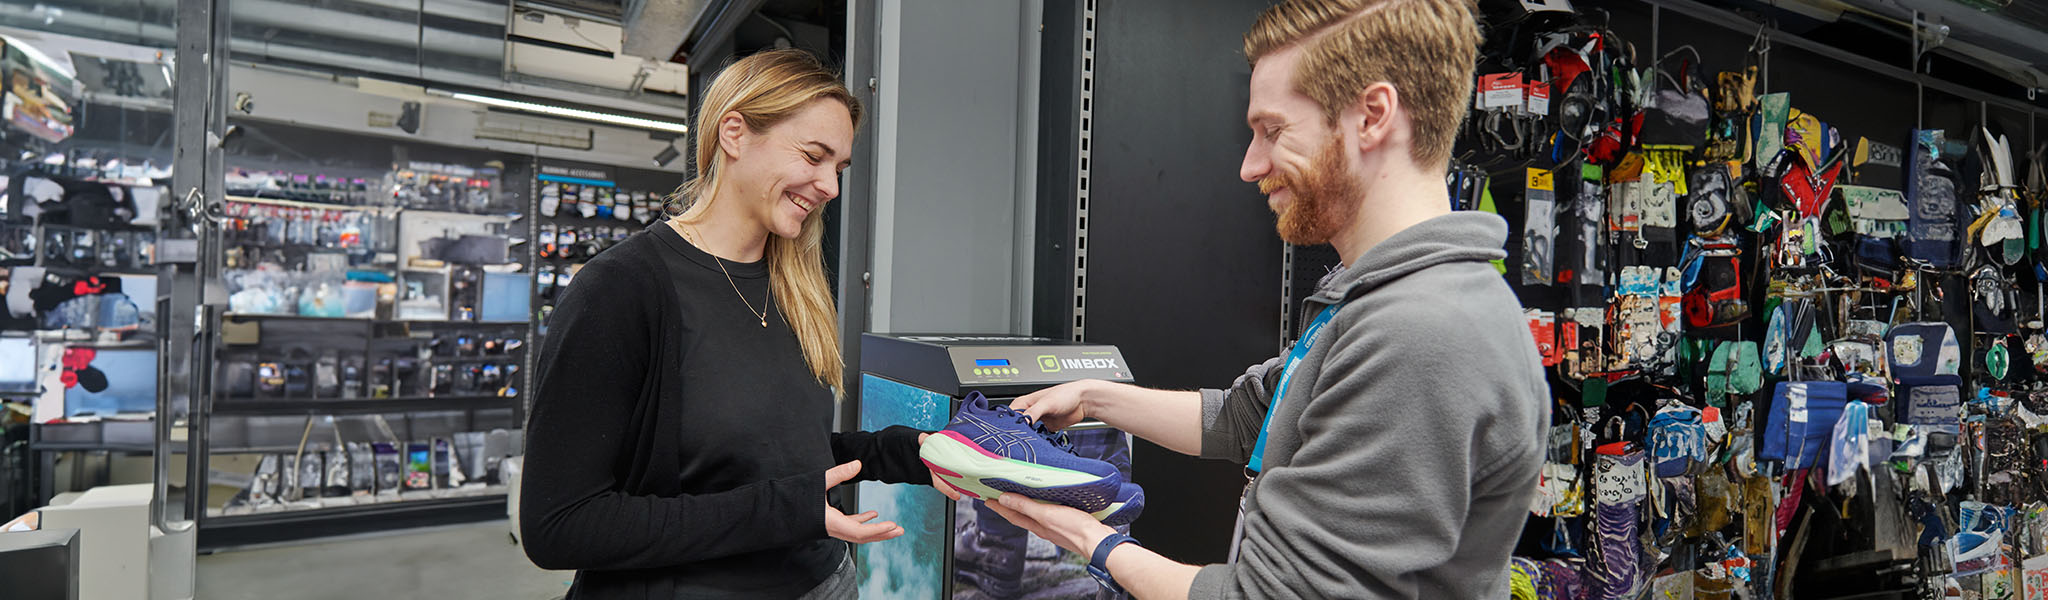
[992,404,1073,452]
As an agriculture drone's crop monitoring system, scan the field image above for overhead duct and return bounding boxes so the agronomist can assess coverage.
[620,0,711,61]
[1836,0,2048,78]
[1,0,688,114]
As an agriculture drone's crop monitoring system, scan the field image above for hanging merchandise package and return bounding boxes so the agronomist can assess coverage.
[1589,450,1649,599]
[1761,381,1849,470]
[1825,400,1875,488]
[1524,168,1557,286]
[324,449,351,498]
[1887,322,1962,378]
[1899,375,1963,427]
[348,442,374,497]
[373,442,402,497]
[1906,129,1961,267]
[1954,502,2016,577]
[2023,554,2048,600]
[1638,50,1710,150]
[248,454,279,507]
[1570,168,1607,287]
[1752,93,1790,171]
[298,451,324,500]
[1650,403,1706,477]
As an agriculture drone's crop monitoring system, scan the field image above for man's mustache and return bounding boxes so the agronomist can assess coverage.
[1258,173,1292,196]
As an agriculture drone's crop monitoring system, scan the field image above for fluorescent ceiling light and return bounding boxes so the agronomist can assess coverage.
[448,92,688,133]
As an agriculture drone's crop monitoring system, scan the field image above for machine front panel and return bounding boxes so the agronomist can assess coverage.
[945,344,1132,388]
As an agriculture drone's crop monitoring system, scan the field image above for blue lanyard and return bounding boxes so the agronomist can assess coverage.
[1248,301,1346,473]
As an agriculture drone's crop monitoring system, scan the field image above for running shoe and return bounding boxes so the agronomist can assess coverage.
[921,392,1125,513]
[1091,482,1145,527]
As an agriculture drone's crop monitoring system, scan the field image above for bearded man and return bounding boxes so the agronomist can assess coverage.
[987,1,1551,598]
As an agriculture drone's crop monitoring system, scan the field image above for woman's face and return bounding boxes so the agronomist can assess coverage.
[722,99,854,240]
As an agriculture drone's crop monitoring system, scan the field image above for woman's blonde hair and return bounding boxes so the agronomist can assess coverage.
[669,48,861,394]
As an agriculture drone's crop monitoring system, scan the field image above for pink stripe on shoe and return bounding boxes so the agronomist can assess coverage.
[936,430,1008,461]
[922,459,964,479]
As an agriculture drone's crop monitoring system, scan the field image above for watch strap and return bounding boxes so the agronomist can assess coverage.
[1088,533,1140,594]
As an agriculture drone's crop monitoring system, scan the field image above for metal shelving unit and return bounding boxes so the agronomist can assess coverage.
[189,149,540,551]
[199,492,508,550]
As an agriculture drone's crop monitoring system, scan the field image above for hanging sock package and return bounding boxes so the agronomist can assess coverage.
[1589,450,1649,599]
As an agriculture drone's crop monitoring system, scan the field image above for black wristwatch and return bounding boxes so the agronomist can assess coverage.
[1088,533,1141,595]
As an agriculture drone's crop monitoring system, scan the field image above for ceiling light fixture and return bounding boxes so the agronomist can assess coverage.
[446,92,688,134]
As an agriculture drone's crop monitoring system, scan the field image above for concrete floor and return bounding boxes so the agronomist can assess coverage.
[196,520,571,600]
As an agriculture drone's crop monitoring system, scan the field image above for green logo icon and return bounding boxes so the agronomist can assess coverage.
[1037,355,1061,372]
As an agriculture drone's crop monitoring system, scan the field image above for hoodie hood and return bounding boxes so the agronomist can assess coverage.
[1308,211,1510,305]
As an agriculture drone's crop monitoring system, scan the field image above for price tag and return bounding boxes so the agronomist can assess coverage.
[1527,168,1554,192]
[1526,81,1550,114]
[1478,73,1524,110]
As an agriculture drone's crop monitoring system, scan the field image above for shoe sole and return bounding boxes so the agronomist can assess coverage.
[921,430,1121,512]
[1092,487,1144,527]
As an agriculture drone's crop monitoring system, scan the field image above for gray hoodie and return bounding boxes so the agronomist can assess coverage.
[1189,212,1549,599]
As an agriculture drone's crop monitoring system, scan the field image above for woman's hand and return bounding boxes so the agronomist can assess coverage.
[918,434,964,501]
[823,460,903,544]
[983,493,1117,561]
[1012,379,1099,431]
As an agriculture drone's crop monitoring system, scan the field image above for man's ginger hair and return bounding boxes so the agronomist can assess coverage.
[1244,0,1482,168]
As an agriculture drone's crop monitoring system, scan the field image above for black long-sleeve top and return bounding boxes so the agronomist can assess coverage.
[520,222,929,599]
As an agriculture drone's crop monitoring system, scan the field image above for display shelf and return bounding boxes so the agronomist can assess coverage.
[206,485,511,519]
[225,195,396,213]
[224,313,532,327]
[31,419,158,451]
[198,490,508,551]
[201,444,315,455]
[210,395,517,416]
[224,313,376,322]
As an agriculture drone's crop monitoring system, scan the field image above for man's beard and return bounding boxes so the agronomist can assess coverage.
[1260,136,1361,245]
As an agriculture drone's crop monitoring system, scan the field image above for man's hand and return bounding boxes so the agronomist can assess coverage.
[824,460,903,544]
[983,493,1117,561]
[918,433,964,501]
[1013,379,1101,431]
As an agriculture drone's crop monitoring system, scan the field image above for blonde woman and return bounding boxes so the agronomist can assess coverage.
[521,49,955,599]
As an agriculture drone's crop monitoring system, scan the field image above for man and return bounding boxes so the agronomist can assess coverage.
[987,0,1549,598]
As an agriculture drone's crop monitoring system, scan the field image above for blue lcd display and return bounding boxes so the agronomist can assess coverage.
[974,359,1011,367]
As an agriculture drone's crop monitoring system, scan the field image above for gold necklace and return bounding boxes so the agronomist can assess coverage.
[681,222,770,328]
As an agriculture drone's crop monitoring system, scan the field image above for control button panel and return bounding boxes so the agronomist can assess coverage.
[949,345,1132,386]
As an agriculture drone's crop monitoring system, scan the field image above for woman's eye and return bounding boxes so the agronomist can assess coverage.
[804,152,822,164]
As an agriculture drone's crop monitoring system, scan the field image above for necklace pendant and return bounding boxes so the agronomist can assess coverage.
[761,318,768,328]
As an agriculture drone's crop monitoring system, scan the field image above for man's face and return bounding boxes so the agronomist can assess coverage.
[1240,46,1360,246]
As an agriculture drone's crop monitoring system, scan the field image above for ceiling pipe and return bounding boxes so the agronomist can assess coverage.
[619,0,709,61]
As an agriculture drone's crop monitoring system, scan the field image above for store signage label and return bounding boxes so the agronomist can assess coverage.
[540,165,611,180]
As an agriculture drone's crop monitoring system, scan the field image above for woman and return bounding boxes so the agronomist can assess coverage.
[520,48,954,599]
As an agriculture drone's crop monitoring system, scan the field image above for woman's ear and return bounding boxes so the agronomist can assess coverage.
[717,111,750,161]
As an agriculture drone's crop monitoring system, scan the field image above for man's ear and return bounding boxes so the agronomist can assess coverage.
[1351,82,1400,155]
[716,111,749,160]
